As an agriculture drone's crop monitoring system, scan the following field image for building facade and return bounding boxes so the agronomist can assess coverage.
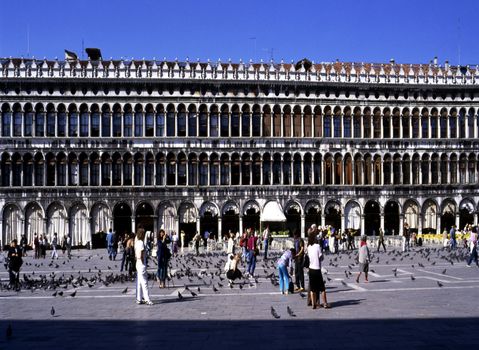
[0,57,478,246]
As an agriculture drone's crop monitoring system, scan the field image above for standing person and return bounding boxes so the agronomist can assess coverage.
[306,232,330,309]
[33,233,40,259]
[293,232,305,292]
[277,248,296,294]
[402,223,410,252]
[157,229,171,288]
[120,233,129,272]
[246,230,258,277]
[171,231,179,256]
[7,239,23,290]
[61,235,67,256]
[356,236,371,283]
[180,230,186,254]
[123,234,135,276]
[20,234,28,257]
[51,233,59,259]
[262,225,270,260]
[134,228,153,305]
[466,228,478,267]
[106,228,115,260]
[40,234,47,258]
[226,232,235,255]
[377,227,387,252]
[203,230,210,249]
[450,225,457,249]
[66,234,72,259]
[193,231,201,256]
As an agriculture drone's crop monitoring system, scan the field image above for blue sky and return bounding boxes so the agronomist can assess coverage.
[0,0,477,66]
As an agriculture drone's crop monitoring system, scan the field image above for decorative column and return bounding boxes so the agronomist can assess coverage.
[418,214,423,235]
[88,217,93,249]
[436,212,441,234]
[174,216,179,236]
[153,215,158,236]
[300,214,305,238]
[399,214,404,236]
[131,217,136,235]
[380,213,385,231]
[239,215,243,235]
[196,217,200,235]
[217,217,222,242]
[341,214,345,233]
[321,213,326,228]
[360,214,365,236]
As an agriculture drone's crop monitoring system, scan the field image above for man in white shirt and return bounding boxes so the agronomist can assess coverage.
[135,228,153,305]
[262,225,270,260]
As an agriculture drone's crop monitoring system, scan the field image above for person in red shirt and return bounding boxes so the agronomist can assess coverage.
[246,229,258,277]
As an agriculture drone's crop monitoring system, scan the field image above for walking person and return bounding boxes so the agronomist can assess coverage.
[306,232,330,309]
[356,236,371,283]
[7,239,23,291]
[157,229,171,288]
[402,223,410,252]
[277,248,296,294]
[51,233,59,259]
[377,228,387,252]
[246,229,258,277]
[61,235,67,256]
[134,228,153,305]
[262,225,270,260]
[293,231,305,292]
[66,234,72,259]
[106,228,117,260]
[466,228,478,267]
[193,231,201,256]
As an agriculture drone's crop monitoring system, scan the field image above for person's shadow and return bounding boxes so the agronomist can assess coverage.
[330,299,365,308]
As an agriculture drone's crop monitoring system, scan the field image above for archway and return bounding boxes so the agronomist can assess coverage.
[404,200,420,234]
[200,202,219,241]
[178,202,197,244]
[91,203,111,248]
[157,202,176,236]
[459,200,474,230]
[135,202,154,233]
[364,200,380,236]
[113,203,132,237]
[305,201,321,232]
[325,201,341,231]
[344,201,361,232]
[47,203,67,243]
[384,201,400,235]
[70,204,89,247]
[222,202,239,238]
[25,202,44,244]
[440,200,456,232]
[285,202,301,237]
[2,204,22,247]
[243,200,260,233]
[422,200,437,234]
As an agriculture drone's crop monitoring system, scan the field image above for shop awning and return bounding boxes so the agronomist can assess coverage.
[260,201,287,222]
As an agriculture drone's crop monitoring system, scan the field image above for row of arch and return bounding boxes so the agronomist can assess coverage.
[2,196,477,247]
[1,151,478,187]
[2,102,479,139]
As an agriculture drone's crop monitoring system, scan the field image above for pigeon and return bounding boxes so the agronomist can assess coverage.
[437,281,443,287]
[299,292,306,299]
[121,287,128,294]
[52,291,57,297]
[370,269,375,273]
[442,269,447,275]
[6,324,12,339]
[70,290,77,297]
[190,290,197,297]
[213,286,219,293]
[287,306,296,317]
[178,291,183,300]
[58,291,64,297]
[270,306,280,319]
[341,280,348,287]
[51,306,55,316]
[410,275,415,281]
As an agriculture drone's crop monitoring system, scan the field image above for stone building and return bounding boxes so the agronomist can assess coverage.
[0,57,478,246]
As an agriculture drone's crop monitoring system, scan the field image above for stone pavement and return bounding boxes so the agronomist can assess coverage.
[1,246,479,349]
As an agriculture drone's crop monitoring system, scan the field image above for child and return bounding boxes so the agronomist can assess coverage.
[356,235,371,283]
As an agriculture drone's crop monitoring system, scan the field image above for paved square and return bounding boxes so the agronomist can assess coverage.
[1,246,479,349]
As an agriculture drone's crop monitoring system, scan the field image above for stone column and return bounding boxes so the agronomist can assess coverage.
[239,215,243,235]
[217,217,222,242]
[321,213,326,228]
[341,214,345,233]
[300,215,305,238]
[399,214,404,236]
[174,217,179,236]
[196,217,200,235]
[380,213,385,231]
[131,217,136,235]
[418,214,423,235]
[360,214,365,236]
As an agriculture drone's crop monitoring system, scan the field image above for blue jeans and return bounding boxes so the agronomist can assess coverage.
[450,238,457,249]
[263,239,269,259]
[278,264,289,293]
[247,250,256,275]
[468,248,478,266]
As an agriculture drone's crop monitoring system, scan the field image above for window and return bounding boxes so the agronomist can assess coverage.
[188,158,197,185]
[363,115,371,138]
[188,112,196,137]
[421,116,429,138]
[34,159,43,186]
[90,160,99,186]
[13,112,22,136]
[156,158,165,186]
[101,160,111,186]
[401,116,409,138]
[145,159,154,185]
[145,113,154,137]
[166,111,175,136]
[57,160,66,186]
[91,113,100,137]
[23,159,33,186]
[57,112,66,137]
[47,112,55,136]
[199,112,207,136]
[123,157,132,185]
[178,161,186,186]
[199,161,208,185]
[102,113,111,137]
[123,113,132,137]
[263,157,271,185]
[333,115,341,138]
[242,113,250,137]
[2,112,11,137]
[113,112,121,137]
[220,113,229,137]
[354,115,361,138]
[177,112,186,137]
[440,115,447,138]
[252,112,261,137]
[112,158,121,186]
[343,115,351,138]
[134,112,143,137]
[430,116,437,138]
[35,112,45,137]
[231,113,240,137]
[24,112,33,136]
[449,116,457,138]
[156,113,165,137]
[210,113,218,137]
[220,159,229,185]
[80,160,88,186]
[210,161,218,185]
[412,116,419,138]
[80,112,89,137]
[134,161,143,185]
[323,115,331,138]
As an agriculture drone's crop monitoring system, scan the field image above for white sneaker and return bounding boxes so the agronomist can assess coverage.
[145,301,154,306]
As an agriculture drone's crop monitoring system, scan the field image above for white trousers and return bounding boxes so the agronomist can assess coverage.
[136,261,151,303]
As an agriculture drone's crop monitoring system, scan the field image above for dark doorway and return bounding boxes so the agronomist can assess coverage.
[243,207,260,233]
[135,202,154,233]
[441,212,455,232]
[459,207,474,230]
[222,210,239,238]
[325,205,341,230]
[285,206,301,237]
[384,201,399,235]
[305,206,321,232]
[200,212,218,240]
[113,203,132,236]
[364,201,380,236]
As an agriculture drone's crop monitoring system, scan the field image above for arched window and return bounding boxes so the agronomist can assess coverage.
[333,113,341,138]
[57,153,67,186]
[353,110,362,138]
[112,153,122,186]
[241,153,251,185]
[79,153,89,186]
[101,153,111,186]
[373,111,381,138]
[69,105,78,137]
[263,106,271,138]
[450,154,457,183]
[252,153,261,185]
[145,106,155,137]
[402,155,411,185]
[220,154,230,185]
[231,153,240,185]
[210,153,219,185]
[323,111,332,137]
[412,154,420,185]
[188,153,197,186]
[449,112,457,138]
[293,154,302,185]
[293,106,302,137]
[468,154,476,183]
[431,154,439,185]
[262,153,271,185]
[363,110,371,138]
[273,153,281,185]
[199,153,208,186]
[344,154,353,185]
[13,105,22,137]
[24,104,33,136]
[123,106,133,137]
[421,112,429,138]
[252,105,261,137]
[80,105,89,137]
[273,105,281,137]
[440,154,448,184]
[383,110,390,139]
[34,153,44,186]
[304,106,312,138]
[101,105,111,137]
[314,107,322,138]
[166,153,176,186]
[46,153,55,186]
[145,153,154,186]
[430,111,438,138]
[354,154,362,185]
[393,154,401,185]
[392,111,400,138]
[2,153,12,186]
[210,106,219,137]
[188,105,197,137]
[123,153,132,185]
[23,153,33,186]
[343,111,352,138]
[156,105,165,137]
[91,106,100,137]
[90,153,100,186]
[177,152,187,186]
[335,154,343,184]
[364,154,372,185]
[383,155,391,185]
[402,112,410,138]
[282,106,291,138]
[156,153,165,186]
[440,111,447,138]
[242,106,251,137]
[313,153,321,184]
[325,154,333,185]
[421,154,430,184]
[198,106,207,137]
[35,105,45,137]
[303,153,312,185]
[134,107,143,137]
[373,156,381,185]
[57,105,67,137]
[177,105,187,137]
[112,105,122,137]
[411,111,420,138]
[134,153,143,186]
[283,153,291,185]
[459,109,466,139]
[166,105,176,137]
[11,153,21,186]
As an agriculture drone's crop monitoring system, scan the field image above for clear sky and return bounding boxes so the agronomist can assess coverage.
[0,0,477,66]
